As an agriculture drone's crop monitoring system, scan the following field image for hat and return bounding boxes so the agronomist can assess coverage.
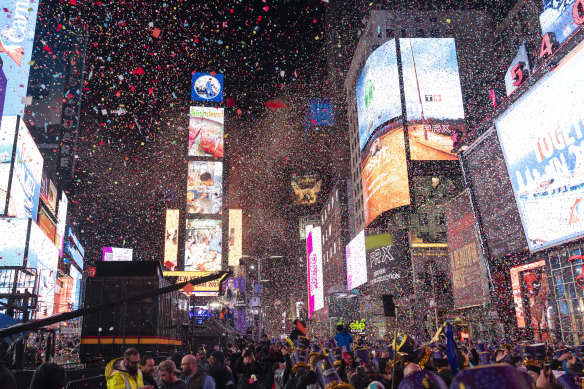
[211,350,225,364]
[291,349,310,374]
[296,336,311,350]
[309,344,323,359]
[450,363,534,389]
[520,343,546,369]
[394,333,421,356]
[29,363,67,389]
[316,354,354,389]
[354,348,370,366]
[367,381,385,389]
[398,370,447,389]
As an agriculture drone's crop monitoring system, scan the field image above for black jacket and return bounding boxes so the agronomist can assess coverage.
[208,363,234,389]
[233,359,262,389]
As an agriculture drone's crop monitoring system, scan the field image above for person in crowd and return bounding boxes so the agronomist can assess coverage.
[29,362,67,389]
[197,347,210,371]
[159,360,187,389]
[208,350,235,389]
[233,348,263,389]
[181,354,215,389]
[0,342,16,389]
[105,347,150,389]
[335,325,354,352]
[141,355,159,389]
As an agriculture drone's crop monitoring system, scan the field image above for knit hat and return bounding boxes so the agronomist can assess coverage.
[211,350,225,364]
[29,362,67,389]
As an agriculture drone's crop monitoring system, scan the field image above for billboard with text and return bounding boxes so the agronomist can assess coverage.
[228,209,242,267]
[164,209,180,270]
[102,247,133,261]
[307,225,324,317]
[346,230,367,290]
[189,107,224,158]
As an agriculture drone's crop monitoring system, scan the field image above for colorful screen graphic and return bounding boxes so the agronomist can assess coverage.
[307,225,324,318]
[365,230,410,292]
[346,230,367,290]
[0,116,18,213]
[307,99,335,126]
[189,107,224,158]
[495,40,584,252]
[510,260,549,332]
[102,247,133,261]
[540,0,581,46]
[361,123,410,226]
[164,209,180,270]
[401,38,465,160]
[185,219,222,272]
[191,72,224,102]
[356,39,401,151]
[228,209,242,267]
[28,222,59,318]
[187,161,223,215]
[291,174,323,205]
[0,218,29,266]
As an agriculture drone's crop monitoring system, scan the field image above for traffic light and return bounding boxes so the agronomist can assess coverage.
[382,294,395,317]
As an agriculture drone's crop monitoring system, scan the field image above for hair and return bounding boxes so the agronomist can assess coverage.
[159,360,178,374]
[141,355,154,365]
[124,348,139,359]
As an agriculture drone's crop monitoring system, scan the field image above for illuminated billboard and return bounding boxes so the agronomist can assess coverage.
[307,225,324,317]
[346,230,367,290]
[28,222,59,318]
[495,40,584,252]
[55,193,68,257]
[504,43,531,97]
[365,230,409,292]
[39,171,58,216]
[356,39,401,151]
[163,271,228,295]
[0,218,29,266]
[187,161,223,215]
[189,107,224,158]
[361,123,410,226]
[510,260,548,329]
[540,0,581,45]
[228,209,242,267]
[191,72,223,102]
[102,247,133,261]
[0,117,18,214]
[291,174,323,205]
[8,118,43,220]
[164,209,180,270]
[70,265,82,310]
[0,0,41,123]
[401,38,465,161]
[185,219,222,272]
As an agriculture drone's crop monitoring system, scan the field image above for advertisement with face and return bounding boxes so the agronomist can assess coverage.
[361,122,410,226]
[356,39,401,151]
[0,116,18,213]
[400,38,465,160]
[8,118,43,220]
[164,209,180,270]
[307,225,324,318]
[189,107,224,158]
[365,230,410,294]
[102,247,133,261]
[187,161,223,215]
[0,0,41,124]
[185,219,222,272]
[495,40,584,252]
[291,174,323,205]
[28,222,59,318]
[191,72,223,102]
[346,230,367,290]
[0,218,28,266]
[540,0,580,46]
[228,209,242,266]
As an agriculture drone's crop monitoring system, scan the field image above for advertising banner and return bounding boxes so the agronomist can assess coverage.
[67,226,84,257]
[164,209,180,270]
[223,277,247,332]
[65,242,83,271]
[0,0,41,124]
[445,192,489,309]
[55,192,68,257]
[291,174,323,205]
[70,265,82,310]
[191,72,224,102]
[365,230,410,295]
[346,230,367,290]
[361,123,410,226]
[187,161,223,215]
[510,260,549,330]
[189,107,224,158]
[185,219,222,271]
[356,39,401,151]
[39,171,58,216]
[307,226,324,318]
[504,43,531,97]
[228,209,242,266]
[0,117,18,214]
[163,271,228,294]
[495,40,584,252]
[28,222,59,317]
[55,276,73,314]
[540,0,581,46]
[401,38,465,161]
[102,247,133,261]
[8,118,43,220]
[0,218,29,266]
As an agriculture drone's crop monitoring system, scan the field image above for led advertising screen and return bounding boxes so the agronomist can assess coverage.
[445,192,489,309]
[102,247,133,261]
[0,116,18,213]
[401,38,465,160]
[540,0,581,46]
[163,271,228,296]
[307,226,324,318]
[28,222,59,318]
[70,265,82,310]
[187,161,223,215]
[191,72,224,102]
[0,218,28,266]
[510,260,548,329]
[55,193,68,257]
[356,39,401,151]
[228,209,242,267]
[55,277,73,314]
[346,230,367,290]
[495,41,584,252]
[307,99,335,127]
[164,209,180,270]
[505,43,531,97]
[361,123,410,226]
[185,219,222,272]
[39,171,58,216]
[0,1,41,124]
[189,107,224,158]
[365,230,410,293]
[291,174,323,205]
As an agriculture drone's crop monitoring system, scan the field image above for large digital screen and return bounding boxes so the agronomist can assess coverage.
[365,230,410,294]
[228,209,242,267]
[445,192,489,309]
[70,265,82,310]
[401,38,465,160]
[495,40,584,252]
[7,118,43,220]
[191,72,224,102]
[185,219,222,272]
[55,192,68,257]
[361,123,410,226]
[291,174,323,205]
[164,209,180,270]
[39,171,58,216]
[189,107,224,158]
[187,161,223,215]
[102,247,133,261]
[540,0,581,46]
[163,271,228,295]
[307,225,324,318]
[356,39,401,151]
[0,1,41,125]
[0,116,18,213]
[510,260,548,328]
[346,230,367,290]
[0,218,29,266]
[307,99,335,127]
[28,222,59,318]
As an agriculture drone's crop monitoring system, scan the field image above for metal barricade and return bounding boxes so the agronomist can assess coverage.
[65,374,106,389]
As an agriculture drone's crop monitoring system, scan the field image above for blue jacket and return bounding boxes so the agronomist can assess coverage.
[335,331,353,351]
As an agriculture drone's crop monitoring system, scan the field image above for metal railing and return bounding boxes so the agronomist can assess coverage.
[65,374,106,389]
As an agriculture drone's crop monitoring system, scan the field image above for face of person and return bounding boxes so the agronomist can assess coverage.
[125,355,140,375]
[244,355,252,365]
[365,367,378,380]
[527,370,539,382]
[141,358,155,375]
[208,356,218,366]
[182,358,196,376]
[159,370,173,384]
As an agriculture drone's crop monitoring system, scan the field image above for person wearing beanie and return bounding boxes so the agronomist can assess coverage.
[208,351,234,389]
[29,362,67,389]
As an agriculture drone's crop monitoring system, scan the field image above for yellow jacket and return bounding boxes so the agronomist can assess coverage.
[105,357,145,389]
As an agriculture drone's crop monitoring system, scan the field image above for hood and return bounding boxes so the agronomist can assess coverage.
[105,357,128,378]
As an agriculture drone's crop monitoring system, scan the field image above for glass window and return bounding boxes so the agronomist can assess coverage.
[564,266,574,283]
[567,283,577,299]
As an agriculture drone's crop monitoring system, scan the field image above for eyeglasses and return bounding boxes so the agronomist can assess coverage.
[127,359,140,365]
